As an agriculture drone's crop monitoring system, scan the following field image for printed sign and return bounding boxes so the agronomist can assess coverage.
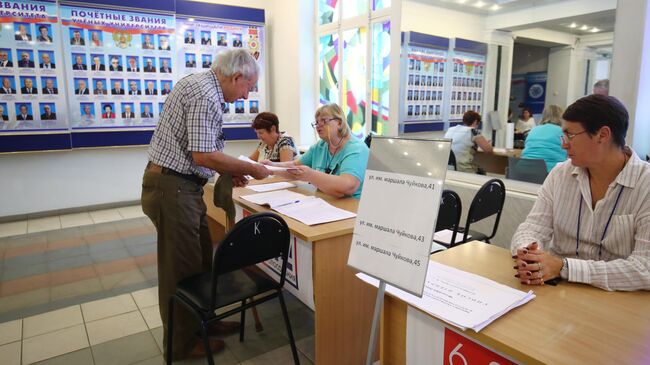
[444,328,517,365]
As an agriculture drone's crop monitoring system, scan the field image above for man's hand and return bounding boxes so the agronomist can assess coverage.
[232,175,248,187]
[249,163,270,180]
[512,242,563,285]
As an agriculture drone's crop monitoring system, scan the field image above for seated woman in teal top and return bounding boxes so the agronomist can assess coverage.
[521,104,567,172]
[266,103,369,198]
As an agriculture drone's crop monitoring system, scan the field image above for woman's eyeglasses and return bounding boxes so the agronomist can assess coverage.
[560,130,588,144]
[311,117,340,128]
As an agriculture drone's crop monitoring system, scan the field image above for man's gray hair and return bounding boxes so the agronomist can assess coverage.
[213,49,259,80]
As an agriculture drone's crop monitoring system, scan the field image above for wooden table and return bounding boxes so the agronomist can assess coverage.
[474,148,522,174]
[203,179,377,365]
[380,241,650,364]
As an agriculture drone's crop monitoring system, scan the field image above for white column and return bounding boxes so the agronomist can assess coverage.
[484,30,514,148]
[610,0,650,158]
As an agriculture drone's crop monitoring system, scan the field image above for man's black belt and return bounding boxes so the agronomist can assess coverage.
[146,161,208,186]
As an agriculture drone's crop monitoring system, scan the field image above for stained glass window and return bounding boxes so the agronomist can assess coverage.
[342,27,367,139]
[319,33,340,105]
[318,0,339,25]
[373,0,391,11]
[342,0,368,19]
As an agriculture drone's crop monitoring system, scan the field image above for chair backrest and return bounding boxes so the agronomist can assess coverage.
[211,212,290,306]
[435,190,462,246]
[364,133,372,147]
[448,150,457,171]
[463,178,506,242]
[506,157,548,184]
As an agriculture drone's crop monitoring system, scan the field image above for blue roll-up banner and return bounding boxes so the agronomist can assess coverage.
[525,72,547,114]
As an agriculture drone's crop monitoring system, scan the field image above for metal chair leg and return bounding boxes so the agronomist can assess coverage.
[278,291,300,365]
[200,321,215,365]
[166,297,174,365]
[251,304,263,332]
[239,300,246,342]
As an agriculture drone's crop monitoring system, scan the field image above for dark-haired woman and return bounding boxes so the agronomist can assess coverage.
[511,94,650,291]
[248,112,297,162]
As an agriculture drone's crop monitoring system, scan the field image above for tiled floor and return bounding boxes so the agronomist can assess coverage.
[0,205,314,364]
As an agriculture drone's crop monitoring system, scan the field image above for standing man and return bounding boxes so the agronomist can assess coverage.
[141,49,268,361]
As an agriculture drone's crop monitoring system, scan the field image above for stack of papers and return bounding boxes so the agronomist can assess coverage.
[357,260,534,332]
[246,182,296,192]
[241,190,356,225]
[238,155,290,172]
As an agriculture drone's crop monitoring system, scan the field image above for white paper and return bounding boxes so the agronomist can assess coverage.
[241,190,312,209]
[505,123,515,149]
[433,229,470,245]
[492,147,507,154]
[238,155,290,171]
[357,260,534,332]
[273,197,356,225]
[246,181,296,192]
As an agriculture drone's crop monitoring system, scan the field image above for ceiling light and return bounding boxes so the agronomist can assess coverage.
[591,27,600,32]
[457,0,467,3]
[475,1,486,7]
[569,22,577,28]
[490,4,500,10]
[580,25,589,31]
[403,152,409,156]
[416,162,422,166]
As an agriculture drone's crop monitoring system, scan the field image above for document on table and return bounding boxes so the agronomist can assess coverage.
[357,260,535,332]
[240,190,356,225]
[238,155,290,172]
[273,197,356,225]
[246,181,296,192]
[433,229,470,245]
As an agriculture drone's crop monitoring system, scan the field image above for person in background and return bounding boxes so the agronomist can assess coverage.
[521,105,567,172]
[444,110,493,173]
[516,107,536,133]
[267,103,369,198]
[593,79,609,96]
[248,112,297,162]
[511,94,650,291]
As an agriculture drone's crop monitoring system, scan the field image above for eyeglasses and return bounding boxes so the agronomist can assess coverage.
[560,130,588,144]
[311,117,340,128]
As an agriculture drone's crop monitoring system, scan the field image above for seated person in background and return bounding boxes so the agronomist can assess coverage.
[444,110,492,173]
[516,107,536,133]
[521,104,567,172]
[511,94,650,291]
[266,103,369,198]
[248,112,297,162]
[593,79,609,96]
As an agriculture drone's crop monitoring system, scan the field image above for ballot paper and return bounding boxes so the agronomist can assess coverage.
[433,229,471,245]
[246,181,296,192]
[357,261,535,332]
[238,155,290,172]
[241,190,356,225]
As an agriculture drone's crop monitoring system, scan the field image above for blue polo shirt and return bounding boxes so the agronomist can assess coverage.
[521,123,567,172]
[300,137,369,198]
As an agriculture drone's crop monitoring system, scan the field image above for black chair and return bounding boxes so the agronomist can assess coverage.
[505,157,548,184]
[460,178,506,244]
[433,190,462,251]
[364,133,373,147]
[166,212,300,365]
[448,150,457,171]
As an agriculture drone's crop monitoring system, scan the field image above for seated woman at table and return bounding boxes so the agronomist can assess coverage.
[516,107,536,133]
[248,112,297,162]
[521,104,567,172]
[266,103,369,198]
[511,94,650,291]
[444,110,492,173]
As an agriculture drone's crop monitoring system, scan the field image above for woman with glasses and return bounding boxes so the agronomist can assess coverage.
[266,103,369,198]
[521,104,567,172]
[511,94,650,291]
[248,112,297,162]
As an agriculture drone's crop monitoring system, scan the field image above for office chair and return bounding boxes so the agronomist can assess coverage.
[448,150,457,171]
[364,133,372,147]
[433,189,462,252]
[460,178,506,244]
[166,212,300,365]
[505,157,548,184]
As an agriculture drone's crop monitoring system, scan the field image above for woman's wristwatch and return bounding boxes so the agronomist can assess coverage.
[560,258,569,279]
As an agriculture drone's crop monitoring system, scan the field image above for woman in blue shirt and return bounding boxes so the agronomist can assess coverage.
[267,103,369,198]
[521,104,567,172]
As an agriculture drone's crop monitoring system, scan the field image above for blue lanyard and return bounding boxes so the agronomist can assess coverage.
[576,184,625,259]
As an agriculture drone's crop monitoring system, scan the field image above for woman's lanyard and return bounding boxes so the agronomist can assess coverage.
[575,184,625,259]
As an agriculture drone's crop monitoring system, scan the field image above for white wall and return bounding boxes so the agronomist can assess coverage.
[0,0,309,218]
[402,1,486,42]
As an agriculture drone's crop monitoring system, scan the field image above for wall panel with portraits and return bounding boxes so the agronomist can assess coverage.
[0,0,266,152]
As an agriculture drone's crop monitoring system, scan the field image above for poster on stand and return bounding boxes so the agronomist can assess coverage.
[0,0,68,133]
[59,5,176,130]
[175,18,265,126]
[404,46,446,122]
[450,51,485,122]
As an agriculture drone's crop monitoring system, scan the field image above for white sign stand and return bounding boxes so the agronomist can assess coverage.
[347,137,451,365]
